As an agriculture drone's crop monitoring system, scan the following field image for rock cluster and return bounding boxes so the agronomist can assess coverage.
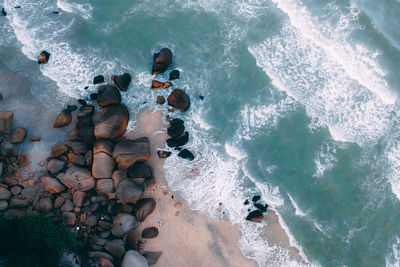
[244,195,269,222]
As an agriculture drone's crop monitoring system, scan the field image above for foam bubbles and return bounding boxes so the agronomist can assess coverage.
[56,0,93,20]
[288,194,306,217]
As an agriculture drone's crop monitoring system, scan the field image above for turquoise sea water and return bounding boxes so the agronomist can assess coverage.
[1,0,400,266]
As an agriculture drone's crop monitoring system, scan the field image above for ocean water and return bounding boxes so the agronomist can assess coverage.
[1,0,400,266]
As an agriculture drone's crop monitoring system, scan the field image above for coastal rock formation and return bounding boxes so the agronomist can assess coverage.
[169,69,180,80]
[93,75,105,84]
[94,104,129,140]
[141,227,159,239]
[92,152,115,179]
[245,210,263,222]
[116,179,143,204]
[113,73,131,91]
[152,48,172,75]
[135,198,156,222]
[167,118,184,138]
[54,109,72,128]
[167,89,190,111]
[177,149,194,161]
[113,137,150,169]
[111,213,140,237]
[41,176,66,194]
[38,51,50,64]
[127,162,153,180]
[11,128,26,143]
[0,111,13,135]
[151,80,172,90]
[166,132,189,148]
[122,250,149,267]
[60,165,95,191]
[51,143,69,157]
[255,203,268,212]
[97,85,121,107]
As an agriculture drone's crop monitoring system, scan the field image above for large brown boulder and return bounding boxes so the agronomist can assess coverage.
[51,143,69,158]
[92,153,115,178]
[71,142,91,154]
[167,89,190,111]
[112,169,126,189]
[113,73,131,91]
[135,198,156,222]
[113,137,150,169]
[67,152,86,166]
[111,213,140,237]
[127,162,153,180]
[41,176,66,194]
[54,109,72,128]
[97,85,121,107]
[94,140,114,155]
[167,118,184,138]
[116,179,143,204]
[245,210,264,222]
[11,128,26,143]
[152,48,172,75]
[47,159,66,174]
[94,104,129,140]
[0,111,13,135]
[38,51,50,64]
[35,197,53,213]
[96,179,114,195]
[60,165,95,191]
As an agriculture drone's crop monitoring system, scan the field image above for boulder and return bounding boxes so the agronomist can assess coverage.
[141,227,159,239]
[97,258,114,267]
[71,142,91,154]
[0,188,11,200]
[111,213,140,237]
[113,137,150,169]
[78,126,95,144]
[127,162,153,180]
[156,96,165,105]
[167,89,190,111]
[169,69,180,80]
[152,48,172,75]
[135,198,156,222]
[113,73,131,91]
[0,111,13,135]
[47,159,66,174]
[167,118,184,138]
[157,151,171,158]
[96,179,114,195]
[97,85,121,107]
[92,152,115,179]
[54,109,72,128]
[0,200,8,211]
[255,203,268,213]
[88,252,114,262]
[60,165,95,191]
[252,195,261,202]
[85,215,98,227]
[151,80,171,90]
[86,150,93,166]
[245,210,264,222]
[61,199,74,212]
[177,149,194,161]
[122,250,149,267]
[41,176,66,194]
[62,212,76,226]
[73,191,86,207]
[94,140,114,155]
[38,51,50,64]
[51,143,69,158]
[94,104,129,140]
[35,197,53,213]
[166,132,189,148]
[9,196,30,208]
[93,75,105,84]
[125,229,138,250]
[54,196,65,208]
[11,128,26,143]
[112,169,126,189]
[67,152,86,166]
[143,251,162,265]
[77,105,94,121]
[10,186,21,195]
[116,179,143,204]
[104,239,125,259]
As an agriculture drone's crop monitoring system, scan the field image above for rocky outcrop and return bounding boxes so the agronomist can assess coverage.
[135,198,156,222]
[0,111,13,135]
[122,250,149,267]
[167,89,190,111]
[111,213,140,237]
[60,165,95,191]
[151,80,171,90]
[97,85,121,107]
[116,179,143,204]
[113,137,150,169]
[41,176,66,194]
[152,48,172,75]
[113,73,131,91]
[94,104,129,140]
[54,109,72,128]
[38,51,50,64]
[11,128,26,143]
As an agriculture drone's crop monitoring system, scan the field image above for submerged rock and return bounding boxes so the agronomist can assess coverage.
[245,210,263,222]
[167,89,190,111]
[169,69,180,80]
[38,51,50,64]
[151,80,172,90]
[167,118,184,138]
[152,48,172,75]
[166,132,189,148]
[11,128,26,143]
[93,75,105,84]
[54,110,72,128]
[113,73,131,91]
[252,195,261,202]
[177,149,194,161]
[156,96,165,105]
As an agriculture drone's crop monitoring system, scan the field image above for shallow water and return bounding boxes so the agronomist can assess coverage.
[1,0,400,266]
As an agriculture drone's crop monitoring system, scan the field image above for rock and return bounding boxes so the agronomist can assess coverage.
[255,203,268,213]
[41,176,66,194]
[167,118,184,138]
[244,199,249,205]
[96,179,114,195]
[92,152,115,179]
[71,142,91,154]
[113,73,131,91]
[35,197,53,213]
[11,128,26,143]
[54,196,65,208]
[73,191,85,207]
[116,179,143,204]
[127,162,153,180]
[177,149,194,161]
[68,152,86,166]
[97,85,122,107]
[167,89,190,111]
[169,69,180,80]
[141,227,159,239]
[111,213,140,237]
[156,96,165,105]
[54,110,72,128]
[47,159,66,174]
[112,169,126,189]
[61,199,74,212]
[122,250,149,267]
[21,187,37,200]
[143,251,162,265]
[104,239,125,259]
[152,48,172,75]
[166,132,189,148]
[1,8,7,16]
[0,111,13,135]
[10,186,21,195]
[157,151,171,158]
[252,195,261,202]
[38,51,50,64]
[94,139,114,155]
[77,105,94,121]
[62,212,76,226]
[0,188,11,200]
[30,136,41,143]
[245,210,264,222]
[113,137,150,169]
[99,220,112,229]
[0,200,8,211]
[151,80,172,90]
[93,75,105,84]
[60,165,95,191]
[94,104,129,140]
[78,126,95,144]
[67,105,78,112]
[4,177,18,187]
[86,150,93,166]
[135,198,156,222]
[9,196,30,208]
[85,215,98,227]
[51,144,69,157]
[97,258,114,267]
[88,252,114,262]
[91,196,106,203]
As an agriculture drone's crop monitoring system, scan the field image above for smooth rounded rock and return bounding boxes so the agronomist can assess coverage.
[11,128,26,143]
[135,198,156,222]
[104,239,125,259]
[113,137,150,169]
[96,179,114,195]
[60,165,95,191]
[62,212,76,226]
[47,159,66,174]
[116,179,143,204]
[167,89,190,111]
[122,250,149,267]
[94,104,129,140]
[113,73,131,91]
[0,188,11,200]
[111,213,140,237]
[141,227,159,239]
[41,176,66,194]
[35,197,53,213]
[54,110,72,128]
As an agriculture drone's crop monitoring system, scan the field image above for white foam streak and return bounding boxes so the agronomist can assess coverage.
[288,194,306,217]
[56,0,93,20]
[386,236,400,267]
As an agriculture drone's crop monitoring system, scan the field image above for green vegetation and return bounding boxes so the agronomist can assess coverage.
[0,215,74,267]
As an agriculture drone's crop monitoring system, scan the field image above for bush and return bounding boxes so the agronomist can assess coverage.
[0,215,74,267]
